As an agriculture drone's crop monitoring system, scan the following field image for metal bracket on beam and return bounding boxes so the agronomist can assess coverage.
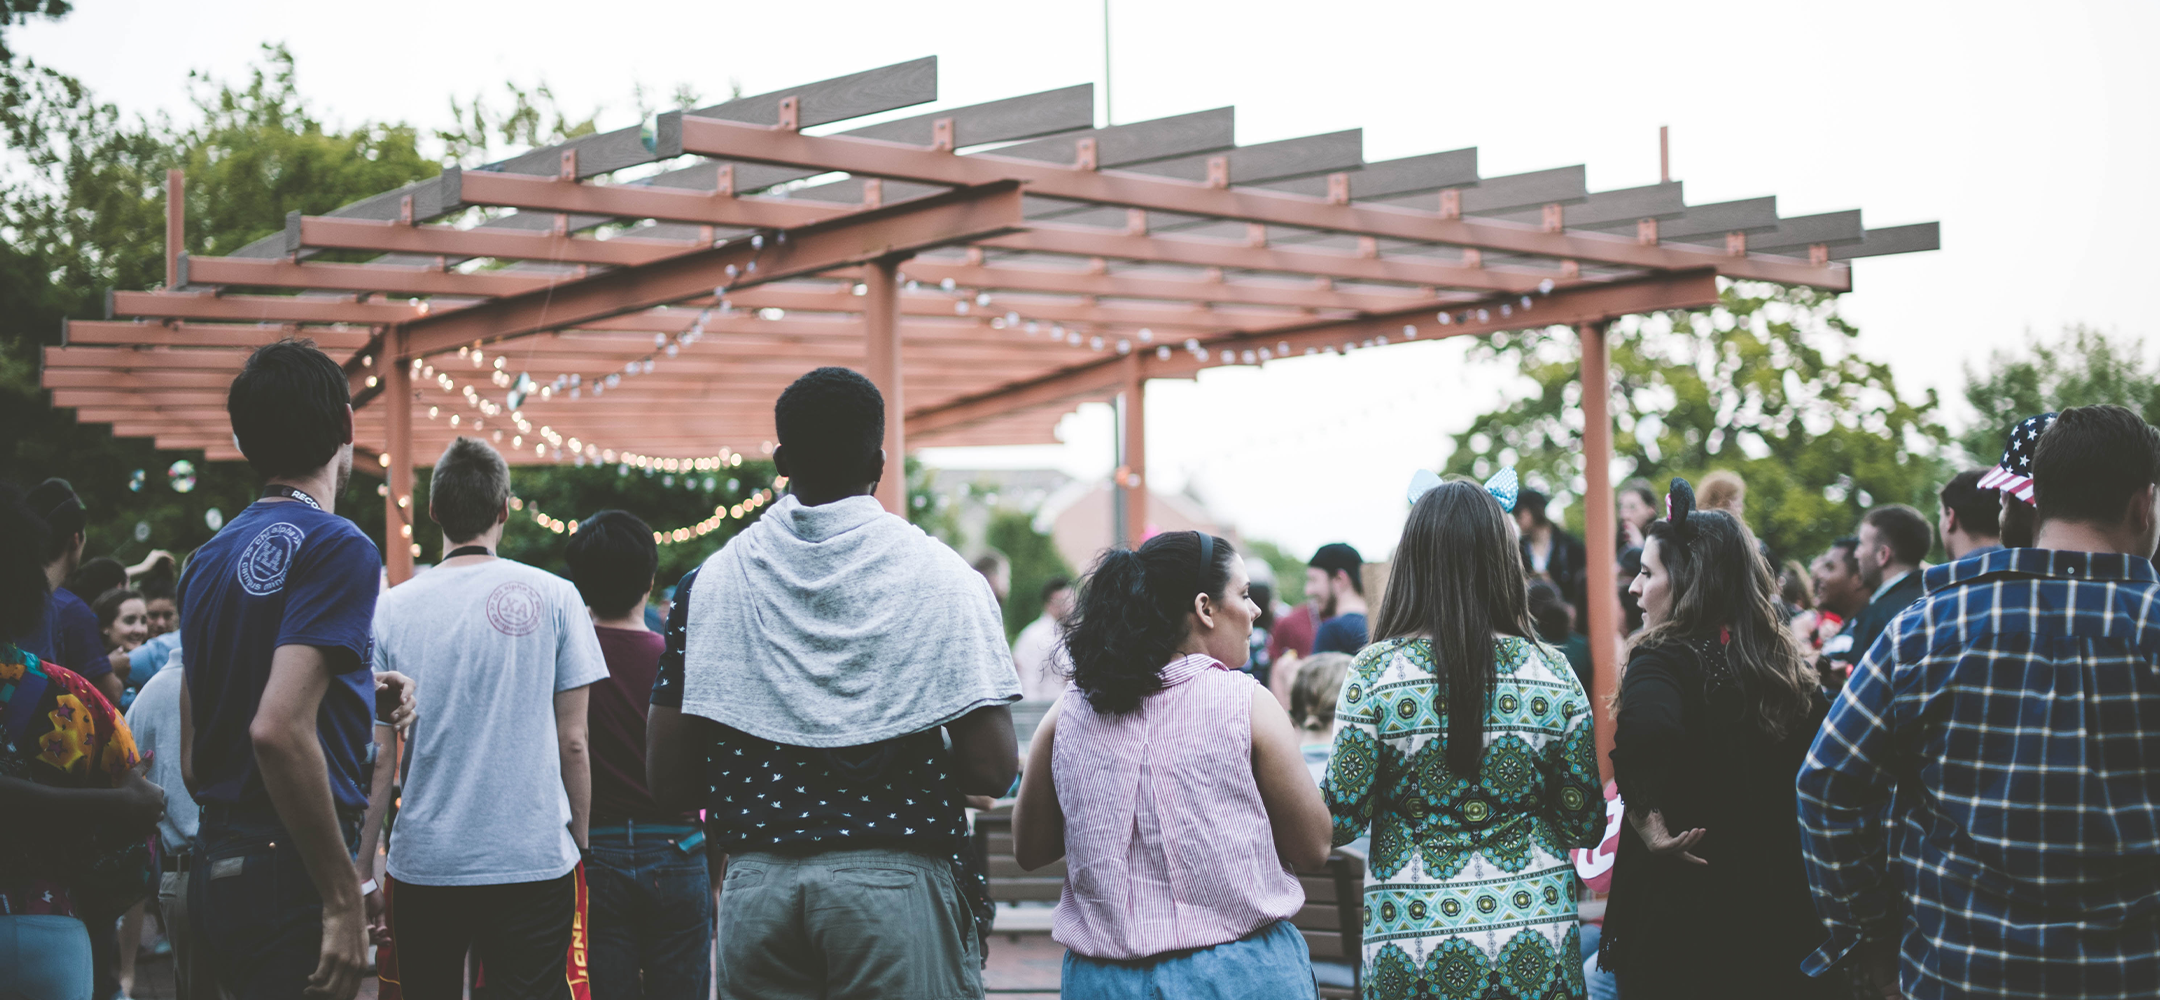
[715,164,735,197]
[1438,189,1462,220]
[400,196,415,225]
[1357,236,1378,259]
[1460,248,1482,269]
[1326,173,1351,205]
[1125,209,1147,236]
[1637,218,1658,245]
[1562,260,1581,278]
[1725,231,1747,257]
[1075,138,1098,171]
[777,96,800,131]
[1809,243,1829,266]
[1205,157,1230,189]
[932,118,955,152]
[862,179,884,209]
[1245,223,1267,248]
[559,150,577,181]
[1542,203,1564,233]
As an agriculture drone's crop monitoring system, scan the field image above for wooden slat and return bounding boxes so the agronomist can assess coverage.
[1657,196,1782,241]
[1253,148,1479,200]
[1831,221,1941,259]
[1126,130,1363,186]
[995,108,1237,169]
[1745,210,1866,254]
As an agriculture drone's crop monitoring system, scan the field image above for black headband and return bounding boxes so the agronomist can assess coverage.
[1665,477,1698,543]
[1197,531,1213,580]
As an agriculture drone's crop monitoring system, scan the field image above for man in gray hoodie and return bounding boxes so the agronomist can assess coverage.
[647,366,1020,1000]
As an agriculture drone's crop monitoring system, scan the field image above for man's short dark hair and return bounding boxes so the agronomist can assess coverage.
[1939,469,2001,538]
[774,367,884,486]
[1827,536,1860,575]
[227,338,351,479]
[1309,542,1364,594]
[564,510,658,618]
[1862,504,1933,566]
[25,478,84,563]
[1516,488,1552,527]
[429,436,510,544]
[1039,575,1073,603]
[2032,404,2160,526]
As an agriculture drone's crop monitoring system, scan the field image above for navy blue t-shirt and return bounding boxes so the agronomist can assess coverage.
[1314,611,1369,655]
[180,499,380,811]
[17,588,113,680]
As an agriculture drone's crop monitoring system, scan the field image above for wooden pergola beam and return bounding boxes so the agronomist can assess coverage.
[675,114,1853,290]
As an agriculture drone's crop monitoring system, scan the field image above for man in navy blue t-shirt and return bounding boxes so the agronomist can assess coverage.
[179,339,413,1000]
[18,478,120,703]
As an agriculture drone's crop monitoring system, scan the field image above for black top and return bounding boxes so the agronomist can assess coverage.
[650,567,970,857]
[1602,637,1834,998]
[1523,529,1590,635]
[1831,570,1927,669]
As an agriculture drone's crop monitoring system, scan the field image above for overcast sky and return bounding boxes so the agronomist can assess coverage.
[20,0,2157,557]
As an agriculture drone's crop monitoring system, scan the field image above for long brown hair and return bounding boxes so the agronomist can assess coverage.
[1373,480,1538,777]
[1630,509,1816,741]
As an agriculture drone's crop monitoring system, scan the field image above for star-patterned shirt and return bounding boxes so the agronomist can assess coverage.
[650,567,970,856]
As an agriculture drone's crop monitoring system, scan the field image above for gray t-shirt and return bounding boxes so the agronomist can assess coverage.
[373,557,607,886]
[123,661,197,854]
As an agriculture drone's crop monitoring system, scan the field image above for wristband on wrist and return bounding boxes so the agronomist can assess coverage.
[359,878,379,896]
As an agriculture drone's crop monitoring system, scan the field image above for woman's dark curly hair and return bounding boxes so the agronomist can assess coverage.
[0,481,55,640]
[1064,530,1235,715]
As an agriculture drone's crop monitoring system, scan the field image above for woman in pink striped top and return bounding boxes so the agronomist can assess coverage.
[1011,530,1334,999]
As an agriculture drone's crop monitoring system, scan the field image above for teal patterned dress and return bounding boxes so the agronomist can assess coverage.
[1323,635,1604,1000]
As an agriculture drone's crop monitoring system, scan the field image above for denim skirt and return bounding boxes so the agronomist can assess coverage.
[1061,918,1316,1000]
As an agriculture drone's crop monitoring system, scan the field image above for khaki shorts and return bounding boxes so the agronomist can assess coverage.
[717,846,982,1000]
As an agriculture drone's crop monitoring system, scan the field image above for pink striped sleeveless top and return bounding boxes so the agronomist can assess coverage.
[1050,654,1305,959]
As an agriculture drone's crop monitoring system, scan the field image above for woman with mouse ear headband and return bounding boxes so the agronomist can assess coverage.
[1601,477,1834,999]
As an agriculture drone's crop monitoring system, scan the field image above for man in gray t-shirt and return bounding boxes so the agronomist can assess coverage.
[369,437,606,999]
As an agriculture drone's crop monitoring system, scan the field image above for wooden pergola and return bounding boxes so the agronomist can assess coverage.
[45,57,1937,770]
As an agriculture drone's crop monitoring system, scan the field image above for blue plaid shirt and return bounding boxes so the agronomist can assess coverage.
[1797,547,2160,999]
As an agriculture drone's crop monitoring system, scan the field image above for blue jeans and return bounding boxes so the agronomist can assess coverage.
[0,915,93,1000]
[189,805,360,1000]
[1062,919,1315,1000]
[585,823,712,1000]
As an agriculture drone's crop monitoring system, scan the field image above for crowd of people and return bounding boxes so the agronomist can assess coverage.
[2,337,2157,1000]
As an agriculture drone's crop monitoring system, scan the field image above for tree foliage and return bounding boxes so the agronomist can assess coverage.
[1959,325,2160,465]
[1,44,440,565]
[1445,282,1951,564]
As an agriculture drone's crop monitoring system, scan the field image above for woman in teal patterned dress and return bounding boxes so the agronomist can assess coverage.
[1324,477,1604,1000]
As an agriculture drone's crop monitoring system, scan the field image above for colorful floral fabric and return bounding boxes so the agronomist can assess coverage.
[1325,636,1603,1000]
[0,642,141,916]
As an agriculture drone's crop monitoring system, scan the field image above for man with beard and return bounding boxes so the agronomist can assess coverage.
[1827,505,1931,675]
[179,339,413,1000]
[1307,542,1369,655]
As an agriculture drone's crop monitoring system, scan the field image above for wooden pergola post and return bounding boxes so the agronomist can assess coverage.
[865,255,907,514]
[164,170,184,290]
[1119,351,1147,547]
[383,326,415,585]
[1579,319,1619,782]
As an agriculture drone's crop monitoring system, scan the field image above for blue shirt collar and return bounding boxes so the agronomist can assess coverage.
[1923,546,2160,595]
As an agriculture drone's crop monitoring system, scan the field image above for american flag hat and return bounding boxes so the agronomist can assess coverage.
[1976,412,2056,503]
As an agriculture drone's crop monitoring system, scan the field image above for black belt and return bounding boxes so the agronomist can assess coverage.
[161,852,192,874]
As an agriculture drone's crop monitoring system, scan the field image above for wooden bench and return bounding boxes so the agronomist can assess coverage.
[1295,852,1366,999]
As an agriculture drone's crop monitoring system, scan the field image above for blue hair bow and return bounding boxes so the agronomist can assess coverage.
[1407,467,1519,513]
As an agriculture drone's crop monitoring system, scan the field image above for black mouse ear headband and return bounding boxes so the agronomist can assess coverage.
[1664,477,1697,542]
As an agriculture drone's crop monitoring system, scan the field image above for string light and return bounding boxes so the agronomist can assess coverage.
[510,478,787,545]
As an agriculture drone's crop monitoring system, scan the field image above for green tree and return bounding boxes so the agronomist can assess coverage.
[1445,281,1950,564]
[985,509,1073,643]
[0,0,68,61]
[1243,538,1307,606]
[1,45,440,563]
[1959,325,2160,465]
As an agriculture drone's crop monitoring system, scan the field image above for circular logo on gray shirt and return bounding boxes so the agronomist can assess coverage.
[485,581,546,636]
[236,522,308,596]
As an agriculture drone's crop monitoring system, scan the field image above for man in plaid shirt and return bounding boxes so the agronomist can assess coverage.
[1798,404,2160,999]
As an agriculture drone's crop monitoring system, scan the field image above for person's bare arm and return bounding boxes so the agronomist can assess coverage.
[1251,687,1332,871]
[555,686,592,851]
[252,646,369,999]
[945,703,1019,797]
[95,669,123,707]
[1268,652,1301,710]
[356,724,397,944]
[1010,703,1064,871]
[646,704,719,815]
[180,677,197,795]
